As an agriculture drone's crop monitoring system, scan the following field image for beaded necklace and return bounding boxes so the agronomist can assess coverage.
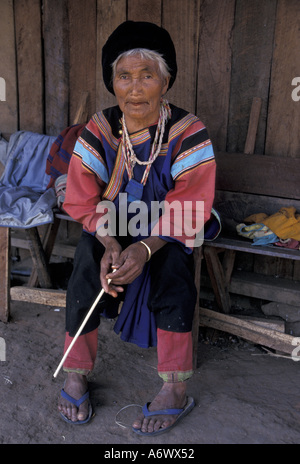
[121,99,171,202]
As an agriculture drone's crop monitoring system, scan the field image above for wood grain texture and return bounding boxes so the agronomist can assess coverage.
[0,228,10,322]
[128,0,162,24]
[265,0,300,157]
[43,0,69,135]
[214,152,300,200]
[10,286,66,307]
[227,0,277,154]
[0,0,18,137]
[197,0,235,151]
[14,0,43,133]
[199,307,297,355]
[96,0,127,111]
[163,0,201,114]
[68,0,97,123]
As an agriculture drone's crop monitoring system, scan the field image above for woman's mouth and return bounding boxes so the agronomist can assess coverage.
[127,101,147,106]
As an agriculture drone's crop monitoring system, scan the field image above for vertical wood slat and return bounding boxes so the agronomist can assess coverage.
[253,0,299,280]
[192,246,202,369]
[265,0,300,158]
[227,0,277,154]
[43,0,69,135]
[25,227,52,289]
[163,0,201,115]
[14,0,44,133]
[3,0,300,296]
[244,97,262,155]
[0,0,18,138]
[4,1,300,154]
[196,0,235,151]
[0,228,10,322]
[96,0,127,111]
[128,0,162,24]
[68,0,97,123]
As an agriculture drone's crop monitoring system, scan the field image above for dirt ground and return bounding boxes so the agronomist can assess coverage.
[0,299,300,447]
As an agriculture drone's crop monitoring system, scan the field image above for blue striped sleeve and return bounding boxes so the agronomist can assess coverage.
[74,139,109,183]
[171,143,214,180]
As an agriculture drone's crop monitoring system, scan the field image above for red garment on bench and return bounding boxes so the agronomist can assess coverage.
[46,124,85,189]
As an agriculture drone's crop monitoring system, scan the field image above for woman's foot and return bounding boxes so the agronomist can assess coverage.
[58,372,89,422]
[132,381,187,434]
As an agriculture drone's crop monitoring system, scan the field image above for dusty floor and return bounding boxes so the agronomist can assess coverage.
[0,299,300,446]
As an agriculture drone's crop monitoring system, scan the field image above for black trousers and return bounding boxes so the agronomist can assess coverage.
[66,231,197,337]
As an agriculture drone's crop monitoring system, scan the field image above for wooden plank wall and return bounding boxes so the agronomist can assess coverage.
[0,0,300,287]
[0,0,18,137]
[1,0,299,157]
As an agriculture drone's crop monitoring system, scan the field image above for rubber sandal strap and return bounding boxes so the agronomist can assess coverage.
[142,402,184,417]
[61,388,89,408]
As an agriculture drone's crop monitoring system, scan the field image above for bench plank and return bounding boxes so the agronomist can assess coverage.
[213,190,300,231]
[199,307,296,356]
[206,236,300,260]
[10,286,66,307]
[230,271,300,307]
[215,152,300,200]
[203,151,300,319]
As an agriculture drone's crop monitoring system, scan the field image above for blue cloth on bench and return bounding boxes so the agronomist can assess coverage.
[0,131,57,228]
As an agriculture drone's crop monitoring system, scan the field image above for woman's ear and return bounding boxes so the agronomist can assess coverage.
[162,76,171,95]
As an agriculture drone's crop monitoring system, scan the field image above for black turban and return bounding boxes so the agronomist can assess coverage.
[102,20,177,95]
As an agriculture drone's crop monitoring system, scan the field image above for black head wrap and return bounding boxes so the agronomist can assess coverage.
[102,20,177,95]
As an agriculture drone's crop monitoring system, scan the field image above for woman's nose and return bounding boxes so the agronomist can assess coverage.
[130,78,143,93]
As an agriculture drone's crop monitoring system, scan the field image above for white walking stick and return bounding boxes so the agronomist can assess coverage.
[53,270,116,378]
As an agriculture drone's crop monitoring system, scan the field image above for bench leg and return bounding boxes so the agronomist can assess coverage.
[222,249,236,285]
[192,246,203,369]
[28,217,61,287]
[25,227,53,288]
[0,227,10,322]
[203,246,233,314]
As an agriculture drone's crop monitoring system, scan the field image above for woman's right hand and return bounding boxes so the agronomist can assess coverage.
[96,234,124,298]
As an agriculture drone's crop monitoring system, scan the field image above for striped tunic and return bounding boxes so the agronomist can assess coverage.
[64,104,216,249]
[63,104,216,347]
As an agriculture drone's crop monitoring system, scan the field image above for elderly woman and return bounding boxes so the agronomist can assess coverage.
[58,21,216,436]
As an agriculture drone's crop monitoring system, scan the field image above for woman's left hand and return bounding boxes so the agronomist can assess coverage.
[105,241,149,286]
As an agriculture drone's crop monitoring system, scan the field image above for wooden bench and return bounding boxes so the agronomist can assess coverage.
[199,151,300,354]
[2,145,300,358]
[0,93,89,322]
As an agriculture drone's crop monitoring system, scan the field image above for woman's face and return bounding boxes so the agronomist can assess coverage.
[113,55,170,133]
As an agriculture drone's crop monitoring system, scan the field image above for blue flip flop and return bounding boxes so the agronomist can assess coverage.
[132,396,195,436]
[60,388,94,425]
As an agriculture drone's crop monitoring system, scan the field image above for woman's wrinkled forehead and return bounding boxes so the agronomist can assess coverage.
[112,49,171,82]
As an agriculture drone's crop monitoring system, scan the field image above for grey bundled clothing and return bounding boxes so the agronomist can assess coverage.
[0,131,56,228]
